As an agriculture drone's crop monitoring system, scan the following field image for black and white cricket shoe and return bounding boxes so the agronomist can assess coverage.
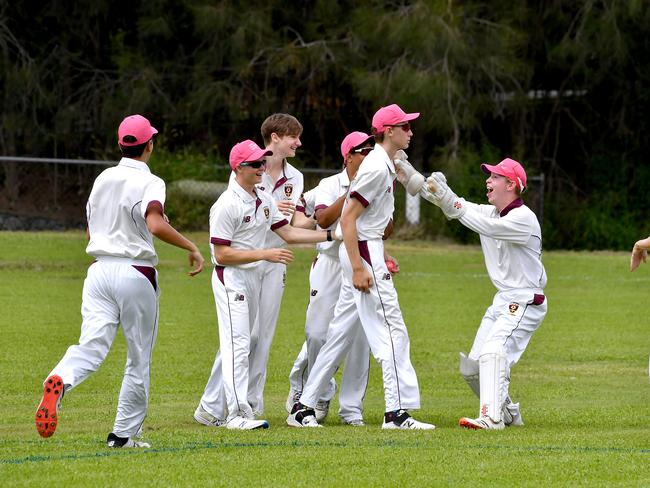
[381,410,435,430]
[286,403,321,428]
[107,432,151,448]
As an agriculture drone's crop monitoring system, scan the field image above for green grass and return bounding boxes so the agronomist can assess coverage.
[1,232,650,486]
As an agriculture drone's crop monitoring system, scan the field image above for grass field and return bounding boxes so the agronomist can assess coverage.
[1,231,650,486]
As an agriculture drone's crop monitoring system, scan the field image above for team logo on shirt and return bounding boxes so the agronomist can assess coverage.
[383,273,392,281]
[258,186,266,192]
[310,289,318,297]
[263,207,270,219]
[243,216,251,223]
[284,184,294,198]
[234,293,245,302]
[508,303,519,314]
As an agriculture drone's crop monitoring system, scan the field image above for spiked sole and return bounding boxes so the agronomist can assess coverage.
[36,375,63,438]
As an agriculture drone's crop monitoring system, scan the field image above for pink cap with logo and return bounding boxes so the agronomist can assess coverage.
[118,115,158,146]
[229,140,273,170]
[481,158,527,191]
[340,131,374,163]
[371,103,420,132]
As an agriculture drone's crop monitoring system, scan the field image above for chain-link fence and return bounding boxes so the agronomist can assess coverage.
[0,157,544,232]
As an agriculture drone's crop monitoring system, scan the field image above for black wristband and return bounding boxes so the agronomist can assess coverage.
[326,229,333,242]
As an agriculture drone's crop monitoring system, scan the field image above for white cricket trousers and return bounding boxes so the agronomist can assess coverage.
[468,289,548,404]
[288,253,370,421]
[203,265,262,421]
[300,239,420,413]
[247,260,286,414]
[48,258,159,438]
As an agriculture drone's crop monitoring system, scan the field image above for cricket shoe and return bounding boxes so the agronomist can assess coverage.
[503,402,524,427]
[286,403,321,428]
[226,416,269,430]
[344,418,365,427]
[458,416,505,430]
[381,410,435,430]
[107,432,151,448]
[285,389,302,414]
[35,375,65,438]
[193,404,226,427]
[314,400,330,423]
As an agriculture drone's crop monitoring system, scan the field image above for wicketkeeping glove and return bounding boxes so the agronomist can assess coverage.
[420,172,467,219]
[393,150,425,196]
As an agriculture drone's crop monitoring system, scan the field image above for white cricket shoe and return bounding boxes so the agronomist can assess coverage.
[503,402,524,427]
[107,432,151,448]
[344,418,365,427]
[226,416,269,430]
[314,400,330,423]
[458,416,505,430]
[194,404,226,427]
[381,410,435,430]
[285,389,302,414]
[286,404,321,428]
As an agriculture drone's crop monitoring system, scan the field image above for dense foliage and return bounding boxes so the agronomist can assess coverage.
[1,1,648,248]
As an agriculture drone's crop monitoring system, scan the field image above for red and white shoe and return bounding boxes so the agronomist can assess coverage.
[459,416,505,430]
[36,375,64,438]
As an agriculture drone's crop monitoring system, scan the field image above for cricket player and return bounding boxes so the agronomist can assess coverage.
[286,132,376,426]
[245,114,307,415]
[197,139,334,429]
[287,104,435,430]
[415,157,547,430]
[35,115,205,447]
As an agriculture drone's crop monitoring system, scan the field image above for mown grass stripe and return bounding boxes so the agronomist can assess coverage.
[3,440,649,465]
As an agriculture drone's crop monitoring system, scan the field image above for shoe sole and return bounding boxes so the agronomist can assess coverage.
[226,421,269,430]
[193,415,226,427]
[458,417,484,430]
[36,375,63,438]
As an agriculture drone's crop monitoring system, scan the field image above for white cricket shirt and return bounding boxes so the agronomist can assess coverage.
[460,199,547,293]
[313,169,350,256]
[229,160,304,249]
[85,157,165,265]
[209,179,288,269]
[346,144,395,241]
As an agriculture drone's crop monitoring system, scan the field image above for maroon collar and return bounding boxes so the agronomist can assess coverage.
[499,198,524,217]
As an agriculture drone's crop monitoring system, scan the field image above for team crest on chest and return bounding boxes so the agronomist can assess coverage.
[508,303,519,314]
[284,184,293,198]
[263,207,270,219]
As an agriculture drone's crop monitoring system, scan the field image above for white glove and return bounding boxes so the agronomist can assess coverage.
[420,172,467,219]
[393,150,425,196]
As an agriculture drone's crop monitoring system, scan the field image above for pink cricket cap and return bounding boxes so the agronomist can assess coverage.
[118,115,158,146]
[229,139,273,170]
[371,103,420,132]
[340,131,374,163]
[481,158,527,191]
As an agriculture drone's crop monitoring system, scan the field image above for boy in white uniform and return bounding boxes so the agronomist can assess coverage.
[286,132,376,425]
[35,115,205,447]
[247,114,306,415]
[419,158,547,429]
[199,139,334,429]
[287,105,435,430]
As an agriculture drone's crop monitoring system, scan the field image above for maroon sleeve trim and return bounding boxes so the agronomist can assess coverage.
[144,200,164,217]
[314,204,328,211]
[271,219,289,231]
[349,191,369,208]
[210,237,232,246]
[295,205,306,214]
